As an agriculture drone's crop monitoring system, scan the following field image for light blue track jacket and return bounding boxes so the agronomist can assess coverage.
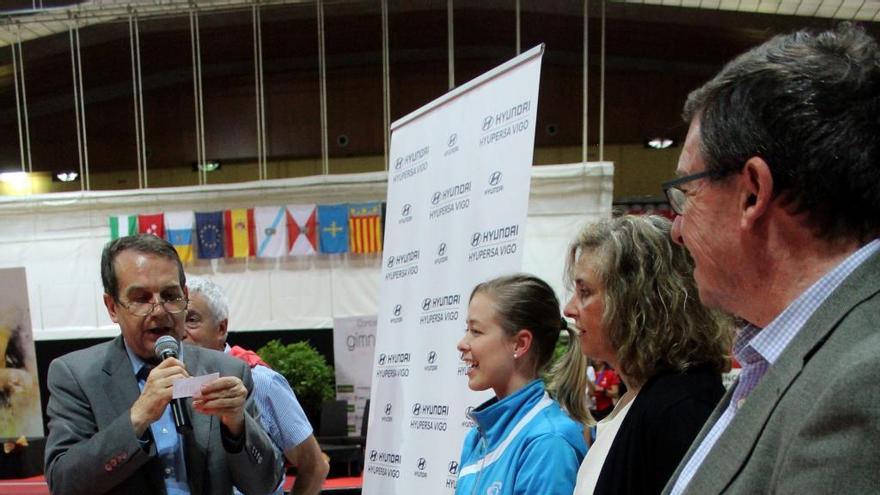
[455,379,587,495]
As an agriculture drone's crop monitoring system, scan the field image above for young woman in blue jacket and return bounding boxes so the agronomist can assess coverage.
[455,274,590,495]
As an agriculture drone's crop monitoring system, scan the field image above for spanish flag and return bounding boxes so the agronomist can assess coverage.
[224,208,255,258]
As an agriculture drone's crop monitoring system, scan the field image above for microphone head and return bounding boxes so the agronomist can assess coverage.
[154,335,179,360]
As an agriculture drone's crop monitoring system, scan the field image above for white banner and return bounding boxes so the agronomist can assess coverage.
[332,315,377,435]
[363,45,545,494]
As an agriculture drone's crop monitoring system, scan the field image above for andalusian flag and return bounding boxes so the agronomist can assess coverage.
[224,208,255,258]
[348,202,382,254]
[109,215,137,240]
[165,211,194,263]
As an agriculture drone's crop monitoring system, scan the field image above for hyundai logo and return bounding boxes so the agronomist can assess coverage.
[438,242,447,257]
[378,353,386,365]
[448,461,459,475]
[465,406,474,418]
[489,171,502,186]
[417,458,427,471]
[387,256,394,268]
[370,450,378,462]
[482,116,493,131]
[432,191,441,205]
[471,233,481,247]
[427,351,437,364]
[393,305,402,317]
[422,298,432,311]
[395,157,403,170]
[402,203,412,217]
[448,133,457,147]
[385,403,392,415]
[412,403,421,416]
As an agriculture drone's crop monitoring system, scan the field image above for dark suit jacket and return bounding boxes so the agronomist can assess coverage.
[45,335,283,495]
[594,367,724,495]
[663,248,880,494]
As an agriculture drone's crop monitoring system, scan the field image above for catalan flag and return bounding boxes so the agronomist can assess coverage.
[348,202,383,254]
[224,208,255,258]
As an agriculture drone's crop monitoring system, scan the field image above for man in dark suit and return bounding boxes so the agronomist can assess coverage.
[44,234,282,495]
[661,24,880,494]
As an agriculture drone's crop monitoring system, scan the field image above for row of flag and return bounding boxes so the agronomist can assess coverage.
[109,203,385,262]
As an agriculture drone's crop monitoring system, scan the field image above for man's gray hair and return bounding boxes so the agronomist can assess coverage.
[186,276,229,322]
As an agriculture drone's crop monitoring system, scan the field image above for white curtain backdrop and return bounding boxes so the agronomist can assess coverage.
[0,163,612,341]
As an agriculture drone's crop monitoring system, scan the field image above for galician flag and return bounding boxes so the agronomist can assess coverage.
[254,206,287,258]
[286,205,317,256]
[224,208,255,258]
[165,211,194,263]
[109,215,137,240]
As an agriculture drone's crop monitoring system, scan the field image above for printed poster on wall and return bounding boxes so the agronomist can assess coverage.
[0,267,43,440]
[363,45,545,494]
[333,315,377,435]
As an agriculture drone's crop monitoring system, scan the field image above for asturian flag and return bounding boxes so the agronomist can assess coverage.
[109,215,137,240]
[195,211,224,259]
[254,206,287,258]
[164,211,194,263]
[318,204,349,254]
[224,208,255,258]
[348,202,383,254]
[286,205,318,256]
[138,213,165,238]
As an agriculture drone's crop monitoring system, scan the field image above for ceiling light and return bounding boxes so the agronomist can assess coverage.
[55,171,79,182]
[646,138,675,149]
[193,161,221,172]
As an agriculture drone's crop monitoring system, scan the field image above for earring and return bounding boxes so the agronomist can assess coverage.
[513,353,518,359]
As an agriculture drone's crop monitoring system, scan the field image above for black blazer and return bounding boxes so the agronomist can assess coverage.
[593,366,724,495]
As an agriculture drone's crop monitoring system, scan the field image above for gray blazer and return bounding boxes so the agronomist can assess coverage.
[664,249,880,494]
[45,336,283,495]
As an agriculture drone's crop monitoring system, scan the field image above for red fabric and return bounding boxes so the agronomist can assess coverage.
[228,345,270,369]
[592,367,621,412]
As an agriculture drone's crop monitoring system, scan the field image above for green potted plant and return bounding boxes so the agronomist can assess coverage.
[257,340,335,426]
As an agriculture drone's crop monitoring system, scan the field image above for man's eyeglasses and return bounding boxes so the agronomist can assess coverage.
[120,298,188,317]
[662,170,713,215]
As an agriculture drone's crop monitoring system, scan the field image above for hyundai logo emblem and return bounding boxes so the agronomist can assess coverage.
[402,204,411,217]
[395,157,403,170]
[378,353,386,365]
[489,171,502,186]
[412,403,421,416]
[471,233,481,247]
[387,256,394,268]
[482,116,493,131]
[438,242,447,257]
[427,351,437,364]
[385,403,392,415]
[432,191,441,205]
[393,305,402,317]
[448,133,457,147]
[370,450,378,462]
[422,298,432,311]
[417,458,426,471]
[448,461,459,474]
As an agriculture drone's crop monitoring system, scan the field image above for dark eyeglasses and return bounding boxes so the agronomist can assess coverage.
[661,170,713,215]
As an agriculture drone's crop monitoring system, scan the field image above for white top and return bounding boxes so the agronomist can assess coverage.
[573,389,639,495]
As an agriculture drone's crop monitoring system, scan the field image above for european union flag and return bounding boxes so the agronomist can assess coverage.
[195,211,224,259]
[318,204,349,254]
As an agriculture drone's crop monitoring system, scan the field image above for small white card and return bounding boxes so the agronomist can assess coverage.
[172,372,220,399]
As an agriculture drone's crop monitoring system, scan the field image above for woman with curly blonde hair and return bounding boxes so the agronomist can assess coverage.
[566,215,733,495]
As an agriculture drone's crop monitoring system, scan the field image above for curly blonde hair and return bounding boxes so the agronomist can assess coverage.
[565,215,733,388]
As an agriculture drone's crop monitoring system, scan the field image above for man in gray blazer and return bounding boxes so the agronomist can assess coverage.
[45,234,283,495]
[661,24,880,494]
